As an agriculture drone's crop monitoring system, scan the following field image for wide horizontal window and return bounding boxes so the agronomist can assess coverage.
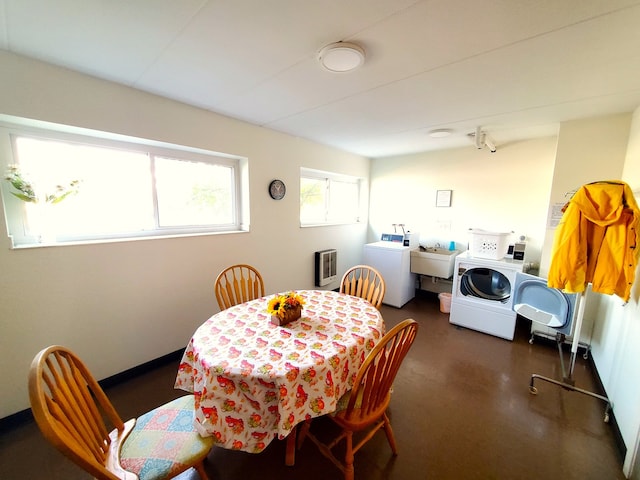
[300,168,364,226]
[1,123,246,246]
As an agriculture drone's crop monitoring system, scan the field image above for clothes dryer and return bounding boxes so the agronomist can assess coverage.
[449,252,524,340]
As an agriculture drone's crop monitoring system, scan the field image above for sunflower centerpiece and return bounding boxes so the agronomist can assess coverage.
[267,291,305,326]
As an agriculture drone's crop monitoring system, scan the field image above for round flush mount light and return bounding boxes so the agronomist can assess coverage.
[318,42,365,72]
[428,128,454,138]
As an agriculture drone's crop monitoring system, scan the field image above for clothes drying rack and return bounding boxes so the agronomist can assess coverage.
[528,289,612,423]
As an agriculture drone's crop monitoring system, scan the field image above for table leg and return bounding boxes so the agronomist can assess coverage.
[285,426,296,466]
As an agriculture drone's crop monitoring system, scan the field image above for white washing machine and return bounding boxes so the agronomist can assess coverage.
[449,252,524,340]
[363,239,416,308]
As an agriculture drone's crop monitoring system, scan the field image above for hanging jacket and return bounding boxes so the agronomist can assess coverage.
[547,181,639,302]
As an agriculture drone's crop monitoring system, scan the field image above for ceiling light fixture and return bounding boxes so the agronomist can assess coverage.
[318,42,365,72]
[428,128,453,138]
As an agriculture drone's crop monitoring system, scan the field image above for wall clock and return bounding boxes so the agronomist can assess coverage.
[269,179,286,200]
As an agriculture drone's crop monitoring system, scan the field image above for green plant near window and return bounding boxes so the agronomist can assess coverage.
[4,164,80,204]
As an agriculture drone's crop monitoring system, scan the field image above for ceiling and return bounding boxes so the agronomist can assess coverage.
[2,0,640,158]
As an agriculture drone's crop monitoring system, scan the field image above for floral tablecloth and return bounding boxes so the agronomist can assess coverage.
[174,290,385,453]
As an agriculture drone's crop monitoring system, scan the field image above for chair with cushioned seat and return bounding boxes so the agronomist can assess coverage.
[340,265,386,310]
[214,264,265,310]
[28,345,214,480]
[297,318,419,480]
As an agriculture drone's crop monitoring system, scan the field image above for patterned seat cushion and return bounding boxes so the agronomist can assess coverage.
[334,386,391,415]
[334,388,363,413]
[120,395,214,480]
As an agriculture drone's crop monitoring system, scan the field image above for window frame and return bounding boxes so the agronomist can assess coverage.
[0,119,249,247]
[299,167,365,227]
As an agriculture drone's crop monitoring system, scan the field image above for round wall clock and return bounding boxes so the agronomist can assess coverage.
[269,179,286,200]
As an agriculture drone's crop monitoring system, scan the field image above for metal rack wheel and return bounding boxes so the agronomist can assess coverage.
[529,385,538,394]
[603,404,611,423]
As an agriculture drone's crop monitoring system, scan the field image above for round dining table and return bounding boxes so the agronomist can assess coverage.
[174,289,385,463]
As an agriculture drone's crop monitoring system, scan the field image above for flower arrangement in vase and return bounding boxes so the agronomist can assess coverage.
[267,291,305,326]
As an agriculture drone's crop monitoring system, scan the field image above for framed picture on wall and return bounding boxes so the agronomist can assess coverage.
[436,190,452,207]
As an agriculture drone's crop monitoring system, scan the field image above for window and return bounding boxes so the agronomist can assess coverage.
[0,122,246,246]
[300,168,364,226]
[154,156,235,227]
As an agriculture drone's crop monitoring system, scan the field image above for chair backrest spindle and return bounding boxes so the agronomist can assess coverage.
[340,265,386,310]
[215,264,265,310]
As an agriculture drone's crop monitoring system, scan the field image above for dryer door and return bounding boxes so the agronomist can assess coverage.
[512,272,577,335]
[459,267,511,303]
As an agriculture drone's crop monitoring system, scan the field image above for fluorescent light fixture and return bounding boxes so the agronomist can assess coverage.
[318,42,365,72]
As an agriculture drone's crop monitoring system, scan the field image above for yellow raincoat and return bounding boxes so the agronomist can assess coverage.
[547,181,639,302]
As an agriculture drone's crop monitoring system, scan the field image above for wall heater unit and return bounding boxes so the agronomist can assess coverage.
[315,249,337,287]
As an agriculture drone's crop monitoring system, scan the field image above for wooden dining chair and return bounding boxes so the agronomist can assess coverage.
[214,263,265,310]
[297,318,419,480]
[28,345,214,480]
[340,264,386,310]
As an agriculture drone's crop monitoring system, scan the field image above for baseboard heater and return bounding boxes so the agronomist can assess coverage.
[315,249,337,287]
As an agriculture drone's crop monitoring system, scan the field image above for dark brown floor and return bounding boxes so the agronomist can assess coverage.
[0,292,625,479]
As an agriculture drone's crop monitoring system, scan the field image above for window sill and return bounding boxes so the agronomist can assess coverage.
[300,221,363,228]
[8,228,249,249]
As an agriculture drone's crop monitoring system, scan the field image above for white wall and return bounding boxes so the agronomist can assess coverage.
[369,136,559,263]
[0,51,370,418]
[592,107,640,477]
